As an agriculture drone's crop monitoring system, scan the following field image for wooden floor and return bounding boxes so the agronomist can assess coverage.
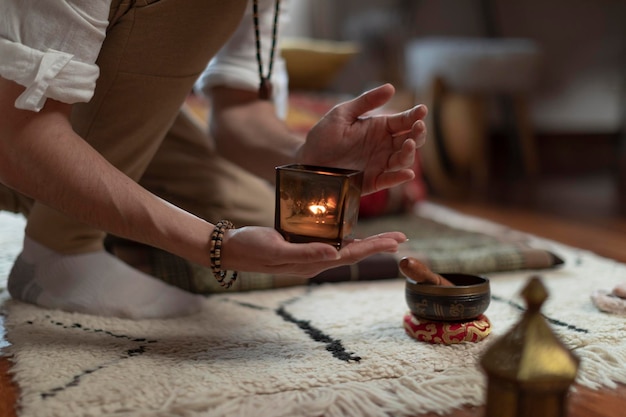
[1,171,625,416]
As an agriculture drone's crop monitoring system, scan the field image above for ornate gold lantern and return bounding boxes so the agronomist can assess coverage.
[480,276,580,417]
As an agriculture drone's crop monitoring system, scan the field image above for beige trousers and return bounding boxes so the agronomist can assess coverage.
[0,0,275,253]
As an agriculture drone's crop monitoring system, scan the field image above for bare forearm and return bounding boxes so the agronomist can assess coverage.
[0,80,213,267]
[209,86,302,182]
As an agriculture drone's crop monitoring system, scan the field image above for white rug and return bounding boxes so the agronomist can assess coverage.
[1,206,626,417]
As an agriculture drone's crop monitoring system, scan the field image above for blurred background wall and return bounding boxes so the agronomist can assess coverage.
[283,0,626,135]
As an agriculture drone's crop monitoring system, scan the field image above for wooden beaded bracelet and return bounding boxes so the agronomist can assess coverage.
[209,220,238,288]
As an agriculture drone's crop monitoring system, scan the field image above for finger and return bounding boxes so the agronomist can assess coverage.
[277,231,405,264]
[413,120,427,148]
[272,231,407,277]
[336,234,405,263]
[260,235,404,277]
[387,139,416,171]
[341,84,395,120]
[360,231,407,243]
[370,169,415,193]
[384,104,428,135]
[392,118,427,148]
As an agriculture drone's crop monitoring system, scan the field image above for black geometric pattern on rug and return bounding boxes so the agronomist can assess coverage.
[20,314,158,400]
[491,294,589,333]
[223,289,362,362]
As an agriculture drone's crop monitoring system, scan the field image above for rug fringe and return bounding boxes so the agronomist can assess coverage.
[158,369,485,417]
[575,344,626,390]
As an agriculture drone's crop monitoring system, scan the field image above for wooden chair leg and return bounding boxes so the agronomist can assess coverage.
[511,94,539,178]
[439,92,489,196]
[419,77,469,199]
[419,76,491,200]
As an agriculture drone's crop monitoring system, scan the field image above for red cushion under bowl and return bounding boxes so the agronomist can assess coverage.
[403,311,492,344]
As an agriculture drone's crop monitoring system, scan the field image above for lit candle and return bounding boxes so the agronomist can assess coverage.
[275,164,363,249]
[308,203,327,217]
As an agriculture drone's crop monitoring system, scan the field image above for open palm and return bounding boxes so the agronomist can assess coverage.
[299,84,428,195]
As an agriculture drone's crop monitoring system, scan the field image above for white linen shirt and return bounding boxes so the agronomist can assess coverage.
[0,0,288,114]
[0,0,111,112]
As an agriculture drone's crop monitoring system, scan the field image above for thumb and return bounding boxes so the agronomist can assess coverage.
[341,84,395,119]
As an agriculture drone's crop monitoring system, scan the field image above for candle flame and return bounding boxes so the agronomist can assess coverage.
[308,204,327,216]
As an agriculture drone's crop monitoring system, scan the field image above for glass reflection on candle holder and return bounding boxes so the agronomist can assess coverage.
[275,164,364,249]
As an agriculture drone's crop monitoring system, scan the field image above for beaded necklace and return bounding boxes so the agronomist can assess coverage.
[252,0,281,100]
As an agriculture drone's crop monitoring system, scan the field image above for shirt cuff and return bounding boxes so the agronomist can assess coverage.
[0,39,99,112]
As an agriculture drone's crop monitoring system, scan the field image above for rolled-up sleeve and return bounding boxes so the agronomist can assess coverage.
[0,0,111,112]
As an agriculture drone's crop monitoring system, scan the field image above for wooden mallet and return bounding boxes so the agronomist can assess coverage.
[399,256,454,286]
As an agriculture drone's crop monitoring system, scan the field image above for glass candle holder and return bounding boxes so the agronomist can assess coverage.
[275,164,364,249]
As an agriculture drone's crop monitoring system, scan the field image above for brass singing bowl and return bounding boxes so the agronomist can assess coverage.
[405,273,491,322]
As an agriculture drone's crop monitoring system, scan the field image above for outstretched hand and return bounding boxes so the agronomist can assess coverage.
[298,84,428,196]
[220,226,407,278]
